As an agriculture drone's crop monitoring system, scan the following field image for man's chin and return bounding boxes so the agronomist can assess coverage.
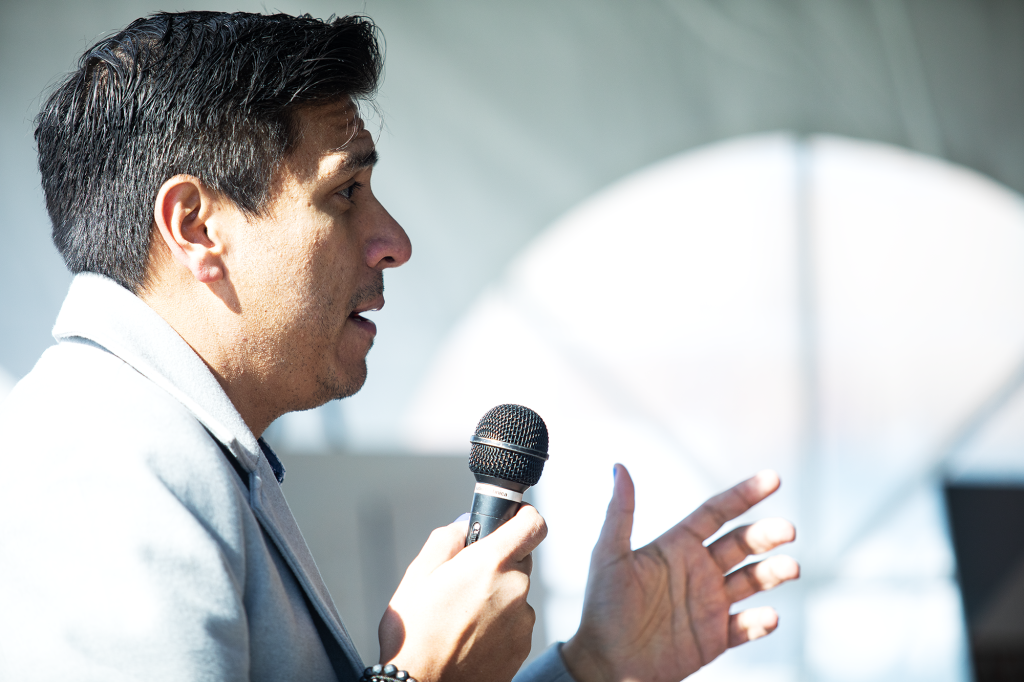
[279,352,369,415]
[318,362,368,405]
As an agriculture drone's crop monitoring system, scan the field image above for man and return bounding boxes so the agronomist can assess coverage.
[0,11,798,682]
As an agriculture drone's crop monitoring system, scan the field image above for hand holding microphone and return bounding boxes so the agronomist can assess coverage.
[378,404,548,682]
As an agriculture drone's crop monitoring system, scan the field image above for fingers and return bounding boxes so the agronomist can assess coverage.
[723,554,800,604]
[682,470,781,541]
[404,522,468,579]
[517,552,534,577]
[728,606,779,647]
[479,504,548,563]
[592,463,635,562]
[707,518,796,572]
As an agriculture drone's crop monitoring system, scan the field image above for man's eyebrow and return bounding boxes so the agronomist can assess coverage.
[333,146,379,173]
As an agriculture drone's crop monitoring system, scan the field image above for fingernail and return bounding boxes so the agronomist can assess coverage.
[612,465,618,479]
[454,512,471,523]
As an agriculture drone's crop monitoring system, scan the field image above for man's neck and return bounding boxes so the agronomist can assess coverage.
[139,272,278,437]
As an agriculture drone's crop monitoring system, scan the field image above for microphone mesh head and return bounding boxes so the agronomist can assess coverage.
[469,404,549,487]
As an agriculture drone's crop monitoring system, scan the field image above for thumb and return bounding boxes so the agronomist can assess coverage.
[474,503,548,563]
[403,518,468,580]
[594,463,635,561]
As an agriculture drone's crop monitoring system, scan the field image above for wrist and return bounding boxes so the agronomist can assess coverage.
[378,654,436,682]
[363,664,418,682]
[561,636,612,682]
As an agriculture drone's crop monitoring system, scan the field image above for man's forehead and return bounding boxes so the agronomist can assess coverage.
[296,99,359,140]
[286,99,378,175]
[304,96,358,123]
[312,100,362,140]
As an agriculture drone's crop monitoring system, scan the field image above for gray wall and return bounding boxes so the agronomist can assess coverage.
[277,452,547,666]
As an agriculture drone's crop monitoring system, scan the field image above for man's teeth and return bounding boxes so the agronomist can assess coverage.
[350,305,382,320]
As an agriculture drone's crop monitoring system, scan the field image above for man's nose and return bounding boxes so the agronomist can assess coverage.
[366,205,412,269]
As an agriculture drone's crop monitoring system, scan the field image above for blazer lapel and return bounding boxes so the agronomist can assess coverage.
[250,453,365,680]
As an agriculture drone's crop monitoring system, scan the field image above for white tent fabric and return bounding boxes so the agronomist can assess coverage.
[5,1,1024,453]
[406,134,1024,680]
[0,366,15,407]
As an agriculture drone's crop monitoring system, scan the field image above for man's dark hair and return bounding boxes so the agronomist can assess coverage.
[35,11,383,292]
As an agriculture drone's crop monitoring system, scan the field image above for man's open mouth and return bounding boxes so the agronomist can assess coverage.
[350,298,383,321]
[348,297,384,332]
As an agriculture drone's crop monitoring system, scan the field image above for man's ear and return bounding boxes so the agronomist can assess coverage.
[152,175,228,284]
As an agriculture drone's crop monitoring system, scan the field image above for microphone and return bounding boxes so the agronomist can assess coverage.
[465,404,549,546]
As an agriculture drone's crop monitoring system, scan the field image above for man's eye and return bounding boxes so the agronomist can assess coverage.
[338,181,363,201]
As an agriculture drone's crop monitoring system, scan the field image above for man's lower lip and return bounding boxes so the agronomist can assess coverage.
[350,314,377,335]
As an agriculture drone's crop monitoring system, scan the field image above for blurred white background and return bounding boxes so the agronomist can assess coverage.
[410,133,1024,680]
[4,2,1024,680]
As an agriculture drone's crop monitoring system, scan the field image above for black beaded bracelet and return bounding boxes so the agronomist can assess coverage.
[361,663,417,682]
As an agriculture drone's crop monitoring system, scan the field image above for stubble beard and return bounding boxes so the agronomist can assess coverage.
[308,274,384,407]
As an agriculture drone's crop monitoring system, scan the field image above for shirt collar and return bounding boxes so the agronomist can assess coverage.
[51,272,263,474]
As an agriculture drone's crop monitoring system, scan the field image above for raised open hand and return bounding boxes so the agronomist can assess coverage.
[561,465,799,682]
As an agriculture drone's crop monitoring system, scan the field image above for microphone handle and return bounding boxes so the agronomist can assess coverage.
[465,493,521,545]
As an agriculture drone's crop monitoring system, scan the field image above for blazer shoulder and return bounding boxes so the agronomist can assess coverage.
[1,339,248,526]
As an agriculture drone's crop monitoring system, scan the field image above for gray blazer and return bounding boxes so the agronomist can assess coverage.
[0,273,572,682]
